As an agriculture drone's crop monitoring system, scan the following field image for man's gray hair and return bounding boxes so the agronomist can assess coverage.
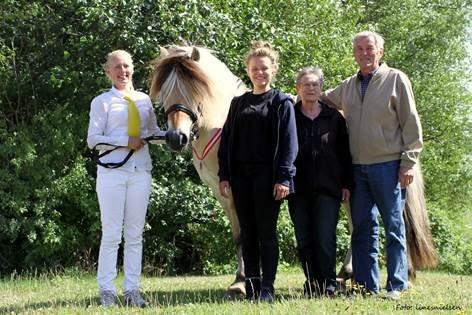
[352,31,385,50]
[295,67,324,88]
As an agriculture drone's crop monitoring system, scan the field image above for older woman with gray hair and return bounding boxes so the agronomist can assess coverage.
[288,67,352,298]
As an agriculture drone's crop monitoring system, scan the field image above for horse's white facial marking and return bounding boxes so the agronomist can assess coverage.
[158,61,203,141]
[160,69,199,114]
[161,81,194,140]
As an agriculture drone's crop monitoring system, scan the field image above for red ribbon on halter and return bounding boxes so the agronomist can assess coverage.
[192,128,222,169]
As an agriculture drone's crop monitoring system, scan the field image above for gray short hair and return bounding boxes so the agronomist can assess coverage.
[295,67,324,88]
[352,31,385,50]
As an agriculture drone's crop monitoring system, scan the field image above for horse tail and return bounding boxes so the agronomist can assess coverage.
[404,163,438,279]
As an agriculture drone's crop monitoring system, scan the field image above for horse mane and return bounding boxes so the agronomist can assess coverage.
[149,54,213,107]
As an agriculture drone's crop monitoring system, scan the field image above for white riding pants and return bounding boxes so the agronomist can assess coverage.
[96,168,152,293]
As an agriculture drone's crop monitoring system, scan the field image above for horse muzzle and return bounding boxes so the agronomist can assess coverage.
[166,129,189,152]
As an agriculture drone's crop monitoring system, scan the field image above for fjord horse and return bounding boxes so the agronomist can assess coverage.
[150,45,247,295]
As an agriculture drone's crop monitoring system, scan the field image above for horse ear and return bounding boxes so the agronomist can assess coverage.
[160,46,169,58]
[191,47,200,62]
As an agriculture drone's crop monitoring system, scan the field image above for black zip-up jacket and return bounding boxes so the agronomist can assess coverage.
[218,89,298,192]
[293,101,353,199]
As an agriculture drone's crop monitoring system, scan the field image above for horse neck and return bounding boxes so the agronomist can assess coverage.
[190,51,246,151]
[192,107,225,153]
[193,72,240,134]
[191,89,232,154]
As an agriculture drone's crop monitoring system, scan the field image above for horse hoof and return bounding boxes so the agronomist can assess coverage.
[336,268,353,281]
[336,277,348,294]
[227,280,246,296]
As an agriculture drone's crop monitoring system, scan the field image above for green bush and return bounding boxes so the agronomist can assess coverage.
[428,203,472,274]
[144,150,235,275]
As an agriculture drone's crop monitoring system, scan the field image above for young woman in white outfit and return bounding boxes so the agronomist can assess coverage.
[87,50,160,307]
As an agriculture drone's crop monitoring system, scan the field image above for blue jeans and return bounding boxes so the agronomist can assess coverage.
[288,193,340,293]
[350,160,407,293]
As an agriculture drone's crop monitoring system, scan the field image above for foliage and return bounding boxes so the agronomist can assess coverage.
[0,0,471,275]
[144,150,235,275]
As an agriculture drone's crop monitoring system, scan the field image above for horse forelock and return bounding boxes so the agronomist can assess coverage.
[150,55,213,112]
[151,46,244,130]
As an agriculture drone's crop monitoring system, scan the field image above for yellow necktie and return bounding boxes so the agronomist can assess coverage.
[124,95,140,137]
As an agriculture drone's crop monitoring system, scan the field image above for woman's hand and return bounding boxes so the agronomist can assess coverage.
[219,181,231,198]
[128,136,145,150]
[273,183,289,200]
[341,188,351,203]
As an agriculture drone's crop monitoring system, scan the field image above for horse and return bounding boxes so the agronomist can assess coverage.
[149,45,438,295]
[149,45,247,296]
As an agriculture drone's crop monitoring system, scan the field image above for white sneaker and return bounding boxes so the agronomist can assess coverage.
[99,290,117,307]
[385,290,401,300]
[124,290,148,308]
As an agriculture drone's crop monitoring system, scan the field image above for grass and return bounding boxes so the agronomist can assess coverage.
[0,269,470,314]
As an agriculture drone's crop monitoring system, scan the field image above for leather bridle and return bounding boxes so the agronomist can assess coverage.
[164,103,201,141]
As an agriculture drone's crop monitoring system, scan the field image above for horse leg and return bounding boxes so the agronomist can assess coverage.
[335,203,354,294]
[219,194,245,297]
[338,203,354,281]
[204,177,245,297]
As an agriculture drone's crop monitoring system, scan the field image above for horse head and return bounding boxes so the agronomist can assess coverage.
[149,45,213,152]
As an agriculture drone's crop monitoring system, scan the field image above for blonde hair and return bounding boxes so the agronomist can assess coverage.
[103,50,134,71]
[244,40,279,71]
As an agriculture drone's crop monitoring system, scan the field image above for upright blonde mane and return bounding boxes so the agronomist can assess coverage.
[150,46,244,129]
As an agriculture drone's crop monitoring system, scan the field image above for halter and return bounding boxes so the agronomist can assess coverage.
[165,103,198,124]
[165,103,201,141]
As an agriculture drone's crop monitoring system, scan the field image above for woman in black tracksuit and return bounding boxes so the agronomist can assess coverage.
[288,67,353,297]
[217,41,298,302]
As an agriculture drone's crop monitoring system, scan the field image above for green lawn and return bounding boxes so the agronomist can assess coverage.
[0,269,470,314]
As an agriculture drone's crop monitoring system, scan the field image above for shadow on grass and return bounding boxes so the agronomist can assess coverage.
[0,288,247,312]
[146,288,240,307]
[2,285,347,312]
[147,287,311,307]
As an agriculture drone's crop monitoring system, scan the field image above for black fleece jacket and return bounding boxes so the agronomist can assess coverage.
[293,101,353,200]
[218,89,298,192]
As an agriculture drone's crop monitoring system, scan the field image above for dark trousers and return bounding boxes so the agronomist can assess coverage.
[288,193,340,293]
[231,165,281,288]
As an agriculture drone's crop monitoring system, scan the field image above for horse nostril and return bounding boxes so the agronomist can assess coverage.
[166,129,188,152]
[179,133,188,146]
